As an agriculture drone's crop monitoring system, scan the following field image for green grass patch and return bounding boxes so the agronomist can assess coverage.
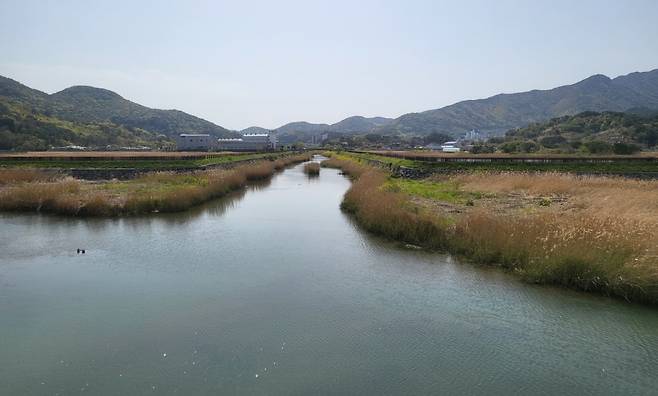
[384,178,484,204]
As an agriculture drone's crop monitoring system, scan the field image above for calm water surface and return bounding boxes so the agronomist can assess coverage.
[1,160,657,395]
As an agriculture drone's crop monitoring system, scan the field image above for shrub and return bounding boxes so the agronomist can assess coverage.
[585,140,613,154]
[612,142,641,155]
[539,135,567,148]
[500,142,520,153]
[520,141,539,153]
[470,144,496,154]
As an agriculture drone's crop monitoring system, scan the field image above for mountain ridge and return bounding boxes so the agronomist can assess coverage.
[241,69,658,139]
[374,69,658,136]
[0,76,233,150]
[2,68,658,150]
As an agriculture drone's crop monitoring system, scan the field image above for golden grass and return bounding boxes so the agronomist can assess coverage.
[303,162,320,176]
[327,158,658,304]
[458,172,658,223]
[0,178,80,212]
[324,157,450,248]
[342,169,450,249]
[0,168,60,185]
[453,172,658,301]
[0,154,312,216]
[242,161,275,181]
[321,157,366,177]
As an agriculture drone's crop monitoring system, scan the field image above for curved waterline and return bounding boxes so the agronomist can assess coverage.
[0,160,657,395]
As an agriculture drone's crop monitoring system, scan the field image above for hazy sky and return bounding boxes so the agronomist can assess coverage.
[1,0,657,130]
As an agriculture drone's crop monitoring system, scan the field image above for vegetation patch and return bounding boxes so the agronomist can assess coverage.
[303,162,320,176]
[353,151,658,174]
[0,152,282,170]
[324,155,658,305]
[498,111,658,154]
[0,154,311,216]
[384,178,483,204]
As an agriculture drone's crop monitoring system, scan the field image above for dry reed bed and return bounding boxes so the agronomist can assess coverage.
[303,162,321,176]
[457,172,658,223]
[324,157,658,304]
[0,168,61,185]
[0,154,311,216]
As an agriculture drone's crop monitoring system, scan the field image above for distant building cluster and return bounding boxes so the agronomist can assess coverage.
[176,133,278,151]
[463,129,483,141]
[423,130,483,153]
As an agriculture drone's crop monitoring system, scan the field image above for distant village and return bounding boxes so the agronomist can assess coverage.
[174,129,486,153]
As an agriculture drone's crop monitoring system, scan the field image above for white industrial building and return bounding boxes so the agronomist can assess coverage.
[176,132,278,152]
[176,134,216,151]
[440,141,461,153]
[217,133,278,152]
[426,141,461,152]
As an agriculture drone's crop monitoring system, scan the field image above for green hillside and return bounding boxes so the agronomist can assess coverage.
[490,111,658,154]
[0,76,233,151]
[0,100,172,150]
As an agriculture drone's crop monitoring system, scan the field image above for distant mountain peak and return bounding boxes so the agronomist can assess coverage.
[574,73,612,88]
[584,73,611,81]
[53,85,124,101]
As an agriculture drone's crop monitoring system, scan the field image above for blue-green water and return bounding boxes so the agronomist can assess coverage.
[1,161,657,395]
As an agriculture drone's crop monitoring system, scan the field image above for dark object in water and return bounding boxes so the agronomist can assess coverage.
[76,249,80,254]
[77,249,86,254]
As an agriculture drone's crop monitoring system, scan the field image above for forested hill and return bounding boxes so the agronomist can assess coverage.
[0,76,233,150]
[489,111,658,154]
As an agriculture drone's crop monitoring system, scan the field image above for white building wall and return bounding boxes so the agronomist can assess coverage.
[176,134,213,151]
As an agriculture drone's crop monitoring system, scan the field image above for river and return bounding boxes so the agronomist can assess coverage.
[1,160,657,395]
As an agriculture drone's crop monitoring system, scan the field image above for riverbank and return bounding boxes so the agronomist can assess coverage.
[348,150,658,178]
[0,151,299,181]
[322,153,658,304]
[4,160,656,395]
[0,151,280,169]
[0,154,311,216]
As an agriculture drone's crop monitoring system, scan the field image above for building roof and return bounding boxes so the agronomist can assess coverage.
[243,133,270,137]
[217,138,244,142]
[179,134,210,137]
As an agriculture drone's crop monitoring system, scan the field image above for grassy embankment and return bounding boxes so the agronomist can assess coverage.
[322,153,658,304]
[0,154,311,216]
[350,151,658,175]
[0,152,281,170]
[303,162,320,176]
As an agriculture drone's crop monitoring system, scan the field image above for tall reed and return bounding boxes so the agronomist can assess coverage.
[326,157,450,249]
[0,169,60,185]
[0,178,80,213]
[326,156,658,304]
[0,156,311,217]
[303,162,320,176]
